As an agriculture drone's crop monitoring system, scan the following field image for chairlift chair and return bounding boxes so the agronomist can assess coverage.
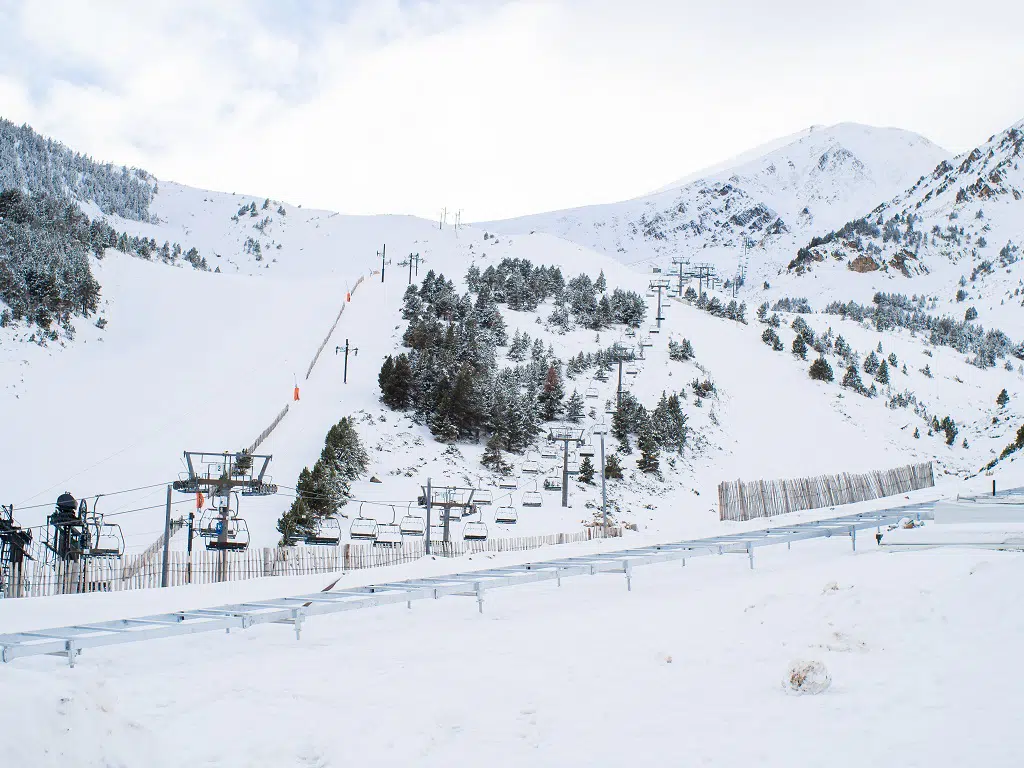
[566,460,580,475]
[498,477,518,490]
[495,506,518,524]
[543,475,563,491]
[305,516,342,546]
[463,507,489,542]
[540,446,558,459]
[648,326,661,335]
[85,513,125,558]
[625,328,637,338]
[399,504,426,536]
[626,364,638,376]
[585,387,599,399]
[522,453,540,473]
[206,518,250,552]
[474,489,494,505]
[349,505,379,542]
[197,507,226,538]
[522,482,543,507]
[375,524,402,547]
[579,443,596,458]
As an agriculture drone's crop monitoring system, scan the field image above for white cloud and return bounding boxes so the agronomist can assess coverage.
[2,0,1023,220]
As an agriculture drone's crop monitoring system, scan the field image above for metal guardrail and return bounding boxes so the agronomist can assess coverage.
[0,495,987,667]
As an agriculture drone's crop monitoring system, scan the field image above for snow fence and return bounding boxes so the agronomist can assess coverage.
[717,462,935,521]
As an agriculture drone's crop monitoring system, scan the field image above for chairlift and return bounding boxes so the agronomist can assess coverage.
[626,364,638,376]
[498,477,518,490]
[522,452,540,473]
[648,326,661,335]
[543,475,563,491]
[522,482,543,507]
[206,517,250,552]
[474,488,494,505]
[585,387,599,399]
[625,328,637,338]
[595,370,609,382]
[83,501,124,558]
[495,506,518,524]
[373,506,402,547]
[540,446,558,459]
[349,504,379,542]
[566,460,580,475]
[462,507,488,542]
[197,507,225,538]
[305,515,342,546]
[428,524,446,543]
[579,443,596,458]
[399,503,426,536]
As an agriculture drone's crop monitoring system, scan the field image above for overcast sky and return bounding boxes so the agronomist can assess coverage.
[1,0,1023,221]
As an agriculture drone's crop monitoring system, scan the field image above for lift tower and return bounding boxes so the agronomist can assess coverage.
[173,451,277,581]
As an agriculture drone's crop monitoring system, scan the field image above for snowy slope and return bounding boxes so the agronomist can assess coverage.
[786,118,1024,333]
[480,123,948,284]
[3,528,1023,767]
[1,122,1019,560]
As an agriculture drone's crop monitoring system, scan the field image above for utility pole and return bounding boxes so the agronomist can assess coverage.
[399,253,425,285]
[648,279,670,330]
[160,485,172,588]
[186,512,194,585]
[379,243,388,283]
[334,339,359,383]
[548,427,584,508]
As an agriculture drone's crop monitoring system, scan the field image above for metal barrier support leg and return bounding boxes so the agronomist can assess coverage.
[625,560,633,591]
[475,582,484,614]
[747,542,754,569]
[851,527,857,552]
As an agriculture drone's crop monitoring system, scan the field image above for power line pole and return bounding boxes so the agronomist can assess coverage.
[334,339,359,383]
[160,485,171,588]
[379,243,388,283]
[399,252,425,285]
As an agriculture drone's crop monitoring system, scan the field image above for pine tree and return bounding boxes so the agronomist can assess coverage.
[379,353,414,409]
[481,432,511,473]
[888,352,899,368]
[809,356,834,382]
[565,390,585,422]
[604,453,624,480]
[863,351,880,376]
[792,334,808,359]
[913,427,920,439]
[636,417,660,473]
[875,359,890,385]
[997,388,1010,407]
[577,455,595,484]
[595,270,607,293]
[842,364,863,391]
[612,405,632,452]
[322,417,368,486]
[538,364,565,421]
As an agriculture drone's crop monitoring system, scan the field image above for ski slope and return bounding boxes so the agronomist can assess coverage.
[3,513,1022,767]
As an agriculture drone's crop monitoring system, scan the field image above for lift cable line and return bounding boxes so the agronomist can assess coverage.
[1,494,971,667]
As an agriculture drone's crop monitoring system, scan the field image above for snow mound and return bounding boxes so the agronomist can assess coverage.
[783,660,832,695]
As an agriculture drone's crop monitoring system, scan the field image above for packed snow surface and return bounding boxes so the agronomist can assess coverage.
[3,530,1022,767]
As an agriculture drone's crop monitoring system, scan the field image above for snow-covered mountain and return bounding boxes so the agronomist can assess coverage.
[786,119,1024,330]
[480,123,949,283]
[1,118,1022,561]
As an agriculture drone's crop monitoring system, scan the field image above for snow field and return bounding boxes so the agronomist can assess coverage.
[3,535,1022,767]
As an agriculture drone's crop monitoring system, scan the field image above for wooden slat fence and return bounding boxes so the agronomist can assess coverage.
[305,275,364,380]
[2,526,620,599]
[718,462,934,521]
